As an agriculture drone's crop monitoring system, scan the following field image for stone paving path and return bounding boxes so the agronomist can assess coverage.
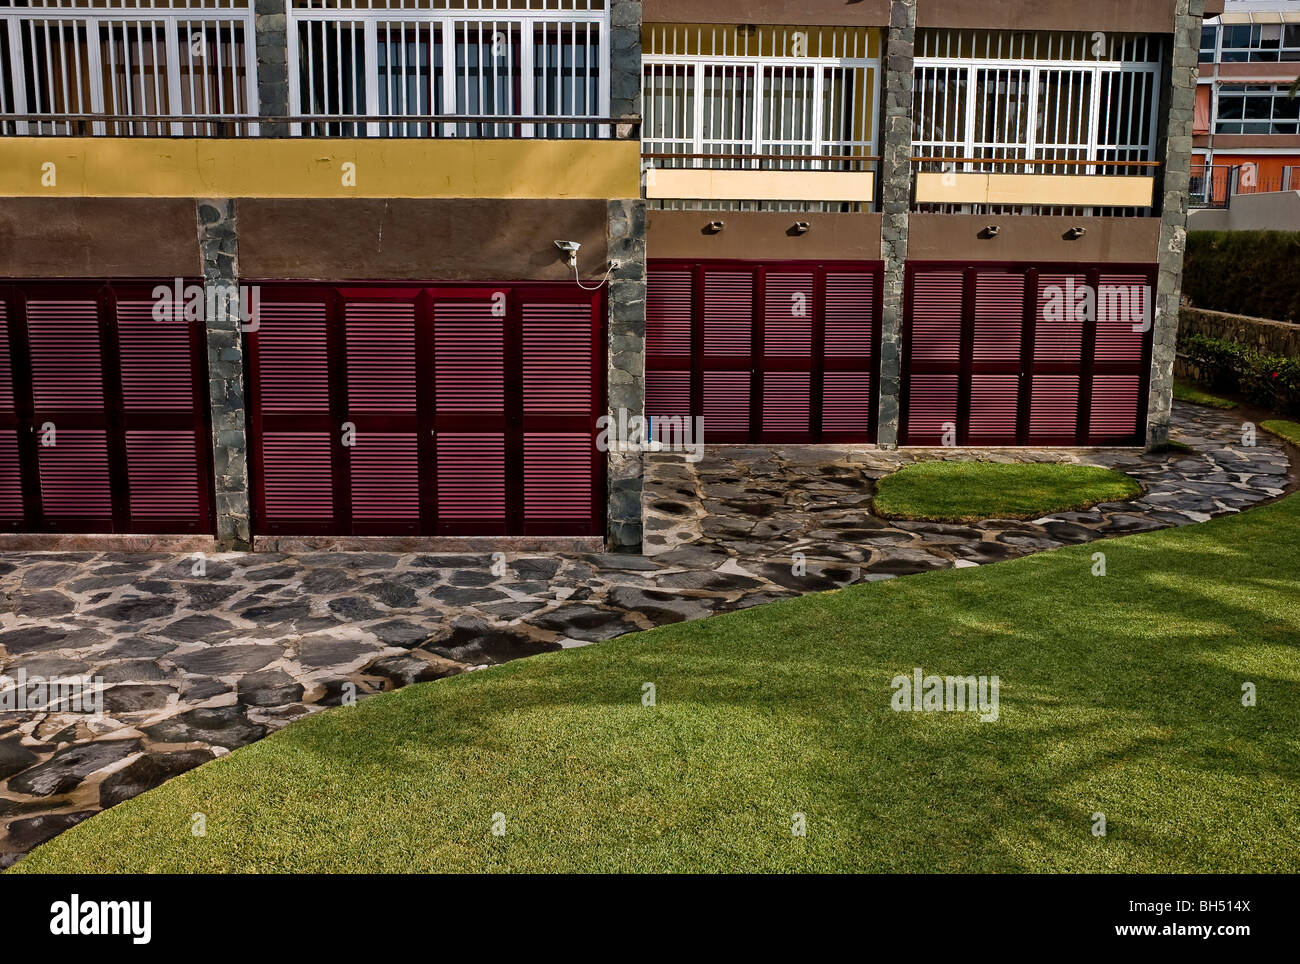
[0,402,1291,866]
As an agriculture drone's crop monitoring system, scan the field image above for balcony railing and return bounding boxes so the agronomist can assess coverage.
[642,23,880,212]
[0,0,615,138]
[912,28,1162,216]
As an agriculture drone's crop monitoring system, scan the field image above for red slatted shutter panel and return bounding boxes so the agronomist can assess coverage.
[968,271,1025,445]
[434,298,506,534]
[25,298,113,527]
[1028,273,1085,444]
[0,301,19,526]
[904,270,962,444]
[115,298,207,531]
[646,267,693,430]
[701,269,753,441]
[822,270,876,441]
[0,300,13,414]
[1089,271,1152,445]
[253,299,335,530]
[345,300,419,533]
[760,271,813,440]
[521,297,598,534]
[0,430,20,523]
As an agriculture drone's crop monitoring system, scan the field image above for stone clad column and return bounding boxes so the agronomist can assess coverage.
[254,0,290,135]
[606,0,646,552]
[875,0,916,450]
[1147,0,1204,449]
[198,200,252,550]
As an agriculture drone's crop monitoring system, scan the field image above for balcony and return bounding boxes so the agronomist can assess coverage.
[911,28,1163,216]
[0,0,641,199]
[0,0,621,139]
[641,22,880,212]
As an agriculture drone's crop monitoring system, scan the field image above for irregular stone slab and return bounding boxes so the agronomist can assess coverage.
[296,636,382,668]
[365,653,463,687]
[8,739,142,796]
[366,582,420,609]
[83,597,178,623]
[4,810,97,856]
[0,737,41,782]
[143,707,266,750]
[328,596,386,622]
[159,614,238,642]
[239,601,311,624]
[171,645,281,676]
[368,620,437,649]
[101,684,176,714]
[99,749,215,808]
[526,605,641,642]
[13,591,76,618]
[605,586,718,624]
[236,669,304,708]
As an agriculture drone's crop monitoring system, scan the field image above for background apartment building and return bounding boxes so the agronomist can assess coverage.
[1193,0,1300,205]
[0,0,1219,554]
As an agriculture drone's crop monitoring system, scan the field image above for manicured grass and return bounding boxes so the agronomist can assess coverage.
[13,495,1300,874]
[1174,379,1235,410]
[1262,420,1300,447]
[872,461,1143,523]
[1149,440,1195,455]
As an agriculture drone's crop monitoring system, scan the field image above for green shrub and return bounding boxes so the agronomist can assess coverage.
[1183,333,1300,414]
[1184,232,1300,322]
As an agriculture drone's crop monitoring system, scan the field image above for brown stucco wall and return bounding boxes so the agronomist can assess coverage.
[916,0,1177,33]
[646,210,882,261]
[908,214,1162,264]
[236,198,609,281]
[0,198,200,277]
[643,0,890,26]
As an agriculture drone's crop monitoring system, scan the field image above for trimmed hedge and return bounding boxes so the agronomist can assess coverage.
[1183,334,1300,415]
[1184,232,1300,323]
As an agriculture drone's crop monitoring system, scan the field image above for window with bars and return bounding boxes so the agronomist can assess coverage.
[642,23,880,211]
[912,29,1162,216]
[0,0,255,135]
[289,5,608,137]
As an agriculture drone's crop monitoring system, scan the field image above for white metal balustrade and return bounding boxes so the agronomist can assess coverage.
[642,24,880,212]
[913,30,1162,215]
[288,0,610,137]
[0,0,256,135]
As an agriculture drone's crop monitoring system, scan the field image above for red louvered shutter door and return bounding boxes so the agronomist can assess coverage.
[343,295,420,535]
[968,269,1025,446]
[520,293,601,535]
[822,269,878,442]
[1089,270,1152,445]
[1027,272,1086,445]
[114,290,211,533]
[250,294,336,533]
[432,294,507,535]
[646,266,693,441]
[903,269,962,445]
[24,295,114,529]
[760,270,814,440]
[701,268,754,441]
[648,260,882,445]
[0,297,21,528]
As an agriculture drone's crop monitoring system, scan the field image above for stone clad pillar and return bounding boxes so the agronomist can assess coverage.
[1147,0,1204,449]
[605,0,647,552]
[198,200,252,550]
[875,0,916,450]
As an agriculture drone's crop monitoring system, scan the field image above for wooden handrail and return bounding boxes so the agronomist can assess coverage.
[911,156,1161,168]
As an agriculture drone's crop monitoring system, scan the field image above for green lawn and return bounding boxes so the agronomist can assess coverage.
[13,494,1300,874]
[1262,420,1300,447]
[1174,379,1235,410]
[872,461,1143,523]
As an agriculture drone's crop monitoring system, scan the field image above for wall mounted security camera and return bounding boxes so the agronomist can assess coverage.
[554,240,582,266]
[792,221,810,235]
[979,225,1001,239]
[705,220,725,234]
[1064,226,1087,240]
